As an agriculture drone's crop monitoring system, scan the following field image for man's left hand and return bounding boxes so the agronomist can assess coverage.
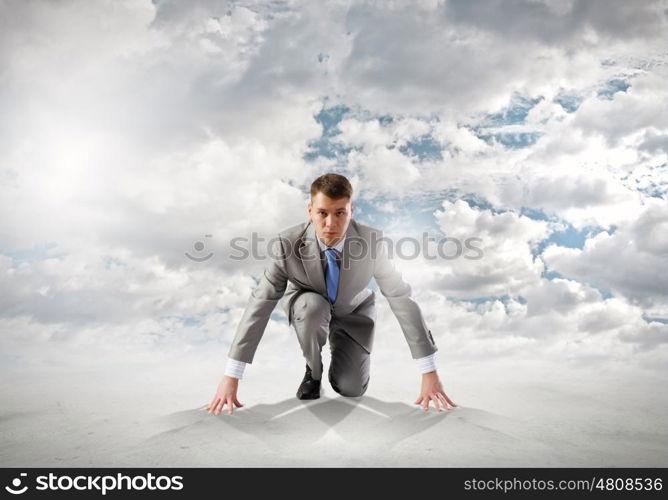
[414,371,458,412]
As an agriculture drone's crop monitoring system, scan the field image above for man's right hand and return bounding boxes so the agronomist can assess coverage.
[206,376,244,415]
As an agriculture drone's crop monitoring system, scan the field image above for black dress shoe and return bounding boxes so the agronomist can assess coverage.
[296,363,322,400]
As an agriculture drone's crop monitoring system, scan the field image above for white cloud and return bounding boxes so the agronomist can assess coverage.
[412,199,553,297]
[542,197,668,315]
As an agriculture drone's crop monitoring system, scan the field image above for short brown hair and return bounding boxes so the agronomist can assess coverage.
[310,173,353,200]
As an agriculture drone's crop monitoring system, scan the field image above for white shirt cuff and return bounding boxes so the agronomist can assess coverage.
[416,353,437,374]
[224,358,247,379]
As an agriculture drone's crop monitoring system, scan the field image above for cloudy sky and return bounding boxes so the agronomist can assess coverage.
[1,0,667,384]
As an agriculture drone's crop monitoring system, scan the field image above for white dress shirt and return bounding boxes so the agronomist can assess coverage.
[224,233,437,379]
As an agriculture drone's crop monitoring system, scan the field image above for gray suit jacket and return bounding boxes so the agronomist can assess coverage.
[227,217,438,364]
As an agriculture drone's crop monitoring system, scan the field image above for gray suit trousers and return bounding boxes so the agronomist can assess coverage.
[290,290,375,397]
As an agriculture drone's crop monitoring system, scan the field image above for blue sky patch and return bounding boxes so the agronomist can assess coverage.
[482,93,544,126]
[398,134,443,161]
[471,92,545,149]
[519,206,551,221]
[553,90,583,112]
[304,104,353,161]
[597,78,631,100]
[3,242,66,263]
[476,131,544,149]
[642,314,668,325]
[536,223,607,254]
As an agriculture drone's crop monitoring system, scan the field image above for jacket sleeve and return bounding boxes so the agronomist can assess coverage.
[372,231,438,359]
[227,235,289,363]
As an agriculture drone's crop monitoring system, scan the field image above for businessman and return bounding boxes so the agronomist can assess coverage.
[207,173,457,415]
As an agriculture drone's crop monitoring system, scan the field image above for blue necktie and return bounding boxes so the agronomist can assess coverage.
[324,248,340,303]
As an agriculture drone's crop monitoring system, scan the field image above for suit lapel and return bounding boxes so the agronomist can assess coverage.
[335,219,361,305]
[298,221,327,296]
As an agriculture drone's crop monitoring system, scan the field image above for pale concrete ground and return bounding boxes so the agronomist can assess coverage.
[1,346,666,467]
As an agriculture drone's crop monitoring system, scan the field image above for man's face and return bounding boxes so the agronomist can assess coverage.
[307,191,353,247]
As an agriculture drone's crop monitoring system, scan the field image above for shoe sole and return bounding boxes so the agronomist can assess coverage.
[296,392,320,400]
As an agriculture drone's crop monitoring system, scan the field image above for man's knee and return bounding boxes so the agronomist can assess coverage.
[329,373,369,397]
[293,292,331,322]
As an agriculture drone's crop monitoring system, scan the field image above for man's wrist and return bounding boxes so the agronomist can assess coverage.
[416,353,437,374]
[224,358,247,379]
